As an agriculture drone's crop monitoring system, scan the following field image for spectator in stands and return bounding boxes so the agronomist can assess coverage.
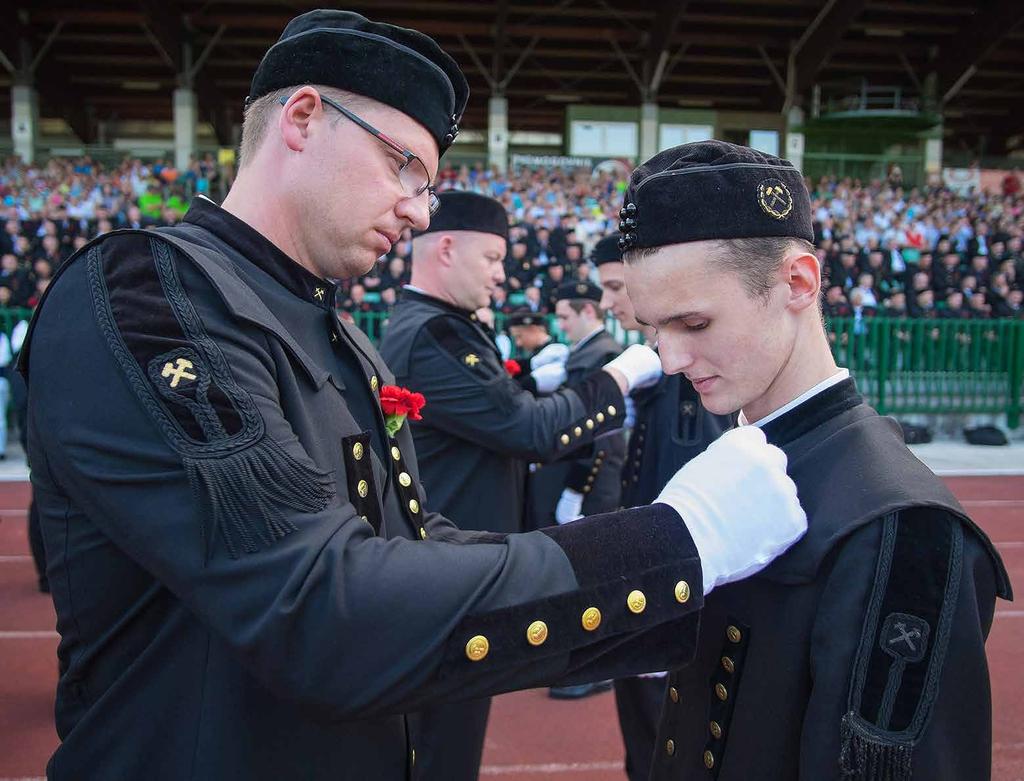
[940,291,970,320]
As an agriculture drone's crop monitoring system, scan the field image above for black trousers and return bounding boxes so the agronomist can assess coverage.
[614,676,666,781]
[414,696,491,780]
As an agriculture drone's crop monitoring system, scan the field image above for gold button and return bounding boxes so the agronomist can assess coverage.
[721,655,735,674]
[560,434,571,445]
[581,607,602,631]
[361,515,369,524]
[419,527,427,540]
[704,750,715,769]
[665,739,675,756]
[391,446,402,461]
[399,471,412,487]
[607,405,617,416]
[370,375,379,392]
[330,332,338,343]
[710,720,723,739]
[573,426,583,438]
[596,412,605,423]
[411,748,416,766]
[669,686,679,703]
[674,580,691,604]
[586,418,594,430]
[352,442,364,460]
[727,625,742,643]
[526,620,548,646]
[715,683,728,701]
[409,499,420,514]
[627,590,646,614]
[357,479,369,498]
[465,635,489,662]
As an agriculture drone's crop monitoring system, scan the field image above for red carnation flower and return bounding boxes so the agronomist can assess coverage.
[504,359,522,377]
[380,385,426,436]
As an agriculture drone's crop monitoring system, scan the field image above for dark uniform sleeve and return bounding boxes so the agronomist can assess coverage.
[799,508,1002,780]
[26,233,703,721]
[411,314,626,462]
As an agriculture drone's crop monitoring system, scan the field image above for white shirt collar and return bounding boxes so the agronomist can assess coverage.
[738,368,850,428]
[572,326,605,352]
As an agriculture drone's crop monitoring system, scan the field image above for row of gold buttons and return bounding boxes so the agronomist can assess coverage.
[558,406,617,446]
[464,580,690,662]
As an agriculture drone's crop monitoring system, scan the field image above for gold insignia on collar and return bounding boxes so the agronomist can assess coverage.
[161,357,197,388]
[757,178,794,220]
[577,283,588,295]
[464,353,480,367]
[313,287,326,302]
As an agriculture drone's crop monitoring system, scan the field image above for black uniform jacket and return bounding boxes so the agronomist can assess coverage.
[621,372,734,507]
[21,198,707,781]
[527,328,628,525]
[652,379,1012,781]
[381,291,627,533]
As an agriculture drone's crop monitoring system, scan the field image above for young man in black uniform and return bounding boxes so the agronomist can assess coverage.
[22,14,810,780]
[618,140,1012,780]
[594,232,734,781]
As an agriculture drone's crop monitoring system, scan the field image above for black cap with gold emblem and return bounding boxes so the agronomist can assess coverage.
[506,307,548,328]
[591,233,623,266]
[553,281,603,304]
[248,10,469,155]
[618,140,812,253]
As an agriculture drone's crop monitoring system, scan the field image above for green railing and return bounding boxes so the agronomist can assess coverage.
[14,304,1020,425]
[347,311,1024,427]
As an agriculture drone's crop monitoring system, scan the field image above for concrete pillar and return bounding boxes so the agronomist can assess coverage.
[925,126,943,186]
[640,101,658,161]
[785,105,805,174]
[173,87,198,171]
[11,84,39,165]
[487,95,509,174]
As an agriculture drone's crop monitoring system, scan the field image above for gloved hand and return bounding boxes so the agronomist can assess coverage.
[624,395,637,428]
[555,488,584,525]
[532,362,567,394]
[603,344,663,393]
[655,426,806,595]
[530,342,570,370]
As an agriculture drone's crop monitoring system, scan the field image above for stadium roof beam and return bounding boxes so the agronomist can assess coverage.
[638,0,691,101]
[783,0,869,113]
[937,0,1024,106]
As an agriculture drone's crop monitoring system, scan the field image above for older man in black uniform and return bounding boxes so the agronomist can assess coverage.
[593,232,734,781]
[380,192,630,779]
[22,13,811,781]
[617,140,1012,780]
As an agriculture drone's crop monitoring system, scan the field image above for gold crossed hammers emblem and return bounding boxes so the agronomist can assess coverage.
[162,357,197,388]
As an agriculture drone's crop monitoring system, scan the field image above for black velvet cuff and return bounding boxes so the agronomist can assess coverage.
[549,371,625,458]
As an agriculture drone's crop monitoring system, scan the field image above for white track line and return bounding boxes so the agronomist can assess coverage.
[995,611,1024,619]
[961,499,1024,507]
[0,555,32,562]
[480,761,623,775]
[0,631,57,639]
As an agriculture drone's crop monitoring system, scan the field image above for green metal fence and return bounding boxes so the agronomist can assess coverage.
[11,305,1020,426]
[345,311,1024,428]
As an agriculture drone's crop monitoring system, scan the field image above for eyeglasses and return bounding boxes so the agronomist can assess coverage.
[280,93,440,216]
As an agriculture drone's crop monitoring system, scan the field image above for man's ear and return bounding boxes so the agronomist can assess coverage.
[436,234,456,269]
[279,87,322,152]
[784,249,822,313]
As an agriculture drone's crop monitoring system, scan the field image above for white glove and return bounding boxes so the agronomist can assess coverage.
[603,344,663,393]
[531,342,570,370]
[555,488,584,524]
[655,426,806,595]
[532,362,567,394]
[624,395,637,428]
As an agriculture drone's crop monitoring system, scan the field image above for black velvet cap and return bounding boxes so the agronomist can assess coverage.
[248,10,469,154]
[591,233,623,266]
[415,191,509,239]
[619,140,812,253]
[506,308,548,328]
[554,281,603,304]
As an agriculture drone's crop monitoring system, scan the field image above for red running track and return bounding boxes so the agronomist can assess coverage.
[0,478,1021,780]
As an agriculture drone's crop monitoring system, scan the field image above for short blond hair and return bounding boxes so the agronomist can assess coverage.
[238,85,370,168]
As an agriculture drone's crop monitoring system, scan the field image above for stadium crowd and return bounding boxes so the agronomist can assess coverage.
[2,154,1024,325]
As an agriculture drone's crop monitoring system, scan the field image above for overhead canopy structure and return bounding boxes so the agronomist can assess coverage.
[2,0,1023,153]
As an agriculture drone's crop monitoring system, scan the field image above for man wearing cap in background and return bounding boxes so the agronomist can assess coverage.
[592,232,734,781]
[613,140,1011,780]
[22,11,812,780]
[380,191,629,777]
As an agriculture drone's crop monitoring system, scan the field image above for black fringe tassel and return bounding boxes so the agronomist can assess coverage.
[839,712,913,781]
[185,438,335,560]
